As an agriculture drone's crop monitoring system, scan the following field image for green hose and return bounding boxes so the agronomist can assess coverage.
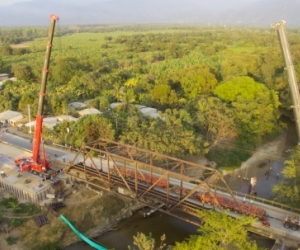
[60,214,107,250]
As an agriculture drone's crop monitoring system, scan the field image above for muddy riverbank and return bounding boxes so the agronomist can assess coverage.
[65,208,275,250]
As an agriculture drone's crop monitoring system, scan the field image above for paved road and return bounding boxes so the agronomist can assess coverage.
[0,129,74,162]
[223,160,284,199]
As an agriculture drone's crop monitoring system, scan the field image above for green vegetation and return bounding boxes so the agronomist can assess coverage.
[128,233,166,250]
[5,235,18,245]
[273,146,300,207]
[19,189,129,250]
[130,210,259,250]
[206,147,252,170]
[0,25,290,157]
[0,195,42,248]
[173,210,258,250]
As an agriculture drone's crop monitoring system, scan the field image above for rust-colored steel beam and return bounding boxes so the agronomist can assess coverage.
[65,138,242,224]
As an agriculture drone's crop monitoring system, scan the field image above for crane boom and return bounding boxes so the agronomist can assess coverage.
[15,14,60,178]
[32,14,59,163]
[272,20,300,143]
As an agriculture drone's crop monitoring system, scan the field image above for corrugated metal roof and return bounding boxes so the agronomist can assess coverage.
[78,108,102,116]
[0,110,22,121]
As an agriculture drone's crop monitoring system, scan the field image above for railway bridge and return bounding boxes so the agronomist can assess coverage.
[65,138,300,247]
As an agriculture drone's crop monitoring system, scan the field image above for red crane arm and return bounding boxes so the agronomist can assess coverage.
[32,14,59,163]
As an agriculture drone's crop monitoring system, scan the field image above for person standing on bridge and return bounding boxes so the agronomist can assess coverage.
[243,196,246,203]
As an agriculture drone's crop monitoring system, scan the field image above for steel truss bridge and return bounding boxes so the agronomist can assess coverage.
[65,139,245,226]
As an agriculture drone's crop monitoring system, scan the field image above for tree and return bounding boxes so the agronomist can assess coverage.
[220,51,261,81]
[68,114,115,148]
[196,97,236,145]
[214,76,282,147]
[0,57,4,70]
[273,146,300,207]
[150,84,178,107]
[173,210,258,250]
[128,232,166,250]
[214,76,266,103]
[120,109,203,156]
[8,200,21,213]
[18,93,35,114]
[125,78,138,88]
[11,64,34,82]
[50,57,82,85]
[172,65,218,100]
[119,88,137,113]
[0,43,13,55]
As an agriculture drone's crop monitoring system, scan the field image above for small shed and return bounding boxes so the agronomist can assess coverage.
[0,73,9,81]
[24,117,60,130]
[110,102,124,109]
[140,107,158,115]
[78,108,102,117]
[68,102,87,111]
[0,110,23,126]
[56,115,78,122]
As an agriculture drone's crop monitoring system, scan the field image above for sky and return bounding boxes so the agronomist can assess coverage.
[0,0,29,6]
[0,0,260,7]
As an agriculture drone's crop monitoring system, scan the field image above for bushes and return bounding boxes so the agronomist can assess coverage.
[206,147,251,171]
[5,236,18,245]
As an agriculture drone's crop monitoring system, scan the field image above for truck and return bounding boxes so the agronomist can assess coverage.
[15,14,59,179]
[283,215,300,231]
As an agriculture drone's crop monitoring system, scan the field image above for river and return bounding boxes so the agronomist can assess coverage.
[64,119,298,250]
[64,208,275,250]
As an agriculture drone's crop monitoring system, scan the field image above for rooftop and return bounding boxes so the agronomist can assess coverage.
[78,108,102,116]
[0,110,22,121]
[68,102,87,110]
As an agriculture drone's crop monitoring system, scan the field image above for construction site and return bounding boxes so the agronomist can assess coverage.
[0,153,63,204]
[0,140,136,250]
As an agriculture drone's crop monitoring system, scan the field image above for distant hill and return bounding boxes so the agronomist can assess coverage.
[0,0,300,27]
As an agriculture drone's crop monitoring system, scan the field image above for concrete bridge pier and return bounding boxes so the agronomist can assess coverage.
[0,178,51,204]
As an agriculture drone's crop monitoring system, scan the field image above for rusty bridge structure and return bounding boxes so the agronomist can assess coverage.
[64,139,254,226]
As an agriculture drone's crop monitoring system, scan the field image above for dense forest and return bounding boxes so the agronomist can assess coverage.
[0,24,299,167]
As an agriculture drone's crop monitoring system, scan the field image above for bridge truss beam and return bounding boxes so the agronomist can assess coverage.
[65,139,242,225]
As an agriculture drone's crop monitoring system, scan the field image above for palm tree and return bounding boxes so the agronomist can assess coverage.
[120,88,136,113]
[8,201,21,213]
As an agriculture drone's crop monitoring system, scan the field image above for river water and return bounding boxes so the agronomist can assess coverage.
[64,208,275,250]
[65,119,298,250]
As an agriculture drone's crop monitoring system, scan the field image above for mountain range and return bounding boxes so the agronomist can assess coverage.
[0,0,300,27]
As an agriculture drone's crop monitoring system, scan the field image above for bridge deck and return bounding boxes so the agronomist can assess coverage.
[63,139,300,247]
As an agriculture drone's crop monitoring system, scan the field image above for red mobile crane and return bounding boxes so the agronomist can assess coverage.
[15,14,59,178]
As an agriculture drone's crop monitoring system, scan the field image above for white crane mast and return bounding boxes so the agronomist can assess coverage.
[272,20,300,143]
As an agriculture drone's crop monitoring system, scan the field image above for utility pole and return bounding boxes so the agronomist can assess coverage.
[272,20,300,143]
[28,104,32,134]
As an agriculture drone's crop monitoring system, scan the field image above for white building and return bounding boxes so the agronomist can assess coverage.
[24,115,78,130]
[0,110,23,126]
[68,102,87,111]
[140,107,161,119]
[56,115,78,122]
[0,73,9,81]
[78,108,102,117]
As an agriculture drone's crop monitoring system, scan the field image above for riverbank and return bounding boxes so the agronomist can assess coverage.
[0,127,293,249]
